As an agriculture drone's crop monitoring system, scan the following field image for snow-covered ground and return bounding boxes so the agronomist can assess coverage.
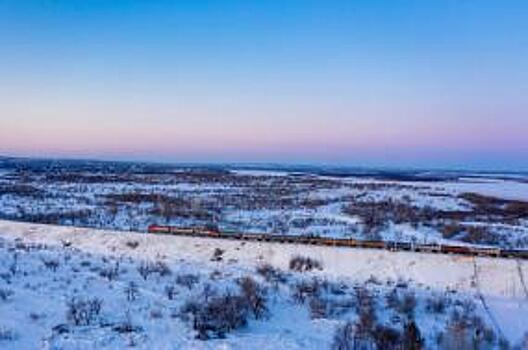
[0,220,527,349]
[1,166,528,249]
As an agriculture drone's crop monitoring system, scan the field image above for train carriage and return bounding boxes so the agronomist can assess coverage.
[146,225,527,260]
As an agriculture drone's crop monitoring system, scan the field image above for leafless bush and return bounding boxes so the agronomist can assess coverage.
[256,264,288,285]
[355,287,377,334]
[332,314,420,350]
[309,296,330,319]
[238,276,268,319]
[292,279,322,304]
[386,289,417,318]
[99,262,120,281]
[402,321,423,350]
[0,288,14,302]
[372,324,401,349]
[183,293,250,340]
[0,326,16,341]
[332,322,361,350]
[125,240,140,249]
[66,297,103,326]
[426,294,450,314]
[124,282,140,302]
[181,277,269,340]
[150,309,163,319]
[165,284,178,300]
[289,256,322,272]
[438,307,496,350]
[137,260,172,280]
[211,248,224,262]
[175,274,200,290]
[41,258,60,272]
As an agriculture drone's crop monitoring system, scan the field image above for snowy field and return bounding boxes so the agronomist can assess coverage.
[0,220,527,349]
[1,159,528,249]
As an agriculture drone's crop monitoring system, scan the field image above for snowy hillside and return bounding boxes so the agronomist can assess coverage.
[0,220,527,349]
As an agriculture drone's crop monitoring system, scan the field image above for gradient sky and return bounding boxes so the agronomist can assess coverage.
[1,1,527,170]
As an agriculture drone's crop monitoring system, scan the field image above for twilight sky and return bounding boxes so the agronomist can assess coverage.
[1,1,527,170]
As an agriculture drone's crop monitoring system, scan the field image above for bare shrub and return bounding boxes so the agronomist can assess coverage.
[332,322,359,350]
[0,326,16,341]
[0,288,14,302]
[289,256,322,272]
[372,324,401,349]
[66,297,103,326]
[292,279,322,304]
[386,289,417,317]
[99,262,120,281]
[438,308,496,350]
[238,276,268,319]
[211,248,224,262]
[175,274,200,290]
[402,321,423,350]
[256,264,287,285]
[42,258,60,272]
[184,293,250,340]
[137,260,172,280]
[165,284,178,300]
[150,309,163,319]
[125,240,140,249]
[181,277,269,340]
[309,296,329,319]
[355,287,377,335]
[124,282,140,302]
[426,294,450,314]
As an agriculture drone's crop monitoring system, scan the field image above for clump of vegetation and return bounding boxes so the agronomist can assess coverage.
[289,256,322,272]
[137,260,172,280]
[0,326,16,342]
[42,259,60,272]
[331,318,423,349]
[66,297,103,326]
[0,288,14,302]
[256,264,288,286]
[211,248,224,262]
[99,262,120,281]
[125,240,140,249]
[386,289,417,318]
[181,276,268,340]
[124,282,140,302]
[176,274,200,290]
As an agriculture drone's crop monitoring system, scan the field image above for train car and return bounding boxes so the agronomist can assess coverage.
[148,224,171,234]
[358,240,386,250]
[146,225,528,260]
[441,245,472,256]
[470,247,501,257]
[416,244,442,254]
[500,249,528,259]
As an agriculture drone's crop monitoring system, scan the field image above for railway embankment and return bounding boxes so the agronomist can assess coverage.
[0,219,527,300]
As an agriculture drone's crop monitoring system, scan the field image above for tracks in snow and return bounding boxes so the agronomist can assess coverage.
[472,257,505,339]
[517,259,528,299]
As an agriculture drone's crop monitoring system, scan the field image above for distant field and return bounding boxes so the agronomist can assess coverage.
[1,159,528,249]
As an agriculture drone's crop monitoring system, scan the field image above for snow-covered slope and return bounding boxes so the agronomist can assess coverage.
[0,220,528,349]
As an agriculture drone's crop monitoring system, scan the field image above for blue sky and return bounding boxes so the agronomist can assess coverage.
[1,1,527,170]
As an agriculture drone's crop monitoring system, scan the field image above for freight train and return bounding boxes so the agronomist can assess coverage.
[147,225,528,259]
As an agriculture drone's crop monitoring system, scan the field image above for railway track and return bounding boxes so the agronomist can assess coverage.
[147,225,528,260]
